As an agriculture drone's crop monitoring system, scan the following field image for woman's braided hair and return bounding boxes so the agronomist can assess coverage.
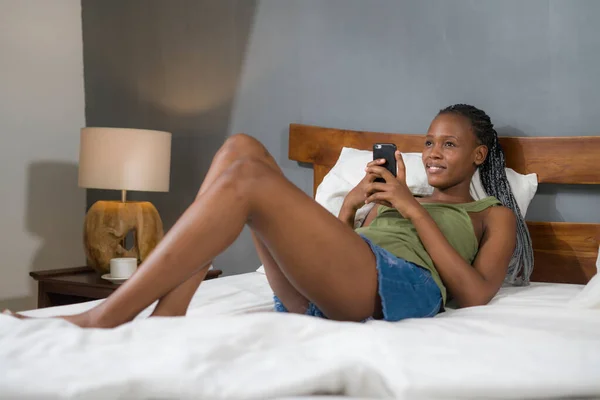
[439,104,533,285]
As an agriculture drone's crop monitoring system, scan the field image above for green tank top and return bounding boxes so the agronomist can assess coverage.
[355,196,501,305]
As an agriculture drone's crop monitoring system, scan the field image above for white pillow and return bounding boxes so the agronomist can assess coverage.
[567,248,600,309]
[315,147,538,227]
[470,167,538,217]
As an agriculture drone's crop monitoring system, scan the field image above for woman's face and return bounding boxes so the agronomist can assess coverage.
[422,113,487,190]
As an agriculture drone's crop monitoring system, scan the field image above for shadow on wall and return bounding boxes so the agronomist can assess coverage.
[3,162,86,311]
[27,162,86,266]
[82,0,259,274]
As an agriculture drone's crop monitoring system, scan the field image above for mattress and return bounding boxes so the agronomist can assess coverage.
[2,270,599,399]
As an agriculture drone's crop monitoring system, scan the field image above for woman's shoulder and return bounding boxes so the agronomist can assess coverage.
[482,204,517,233]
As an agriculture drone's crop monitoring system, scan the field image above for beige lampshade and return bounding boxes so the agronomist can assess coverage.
[78,127,171,192]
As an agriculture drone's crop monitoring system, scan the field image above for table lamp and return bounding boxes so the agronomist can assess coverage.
[78,127,172,274]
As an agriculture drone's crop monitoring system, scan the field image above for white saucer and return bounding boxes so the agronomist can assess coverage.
[101,274,129,284]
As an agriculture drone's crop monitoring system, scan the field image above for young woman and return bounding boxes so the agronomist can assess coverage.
[6,104,533,327]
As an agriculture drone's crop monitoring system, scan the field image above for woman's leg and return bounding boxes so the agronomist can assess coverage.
[251,232,310,314]
[69,147,377,328]
[150,135,308,317]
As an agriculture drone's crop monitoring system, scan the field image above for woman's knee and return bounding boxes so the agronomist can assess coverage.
[223,157,279,194]
[220,134,271,162]
[215,134,281,175]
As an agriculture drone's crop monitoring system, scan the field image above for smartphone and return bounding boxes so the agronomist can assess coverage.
[373,143,397,183]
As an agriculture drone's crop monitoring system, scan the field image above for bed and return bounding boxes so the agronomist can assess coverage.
[1,124,599,400]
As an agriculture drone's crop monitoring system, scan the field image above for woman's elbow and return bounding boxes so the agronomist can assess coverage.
[458,297,489,308]
[457,290,495,308]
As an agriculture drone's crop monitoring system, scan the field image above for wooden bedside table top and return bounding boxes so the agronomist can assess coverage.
[30,266,223,288]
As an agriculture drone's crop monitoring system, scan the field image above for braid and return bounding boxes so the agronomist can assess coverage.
[439,104,533,285]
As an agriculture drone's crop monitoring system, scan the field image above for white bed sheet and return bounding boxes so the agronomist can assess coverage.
[2,272,599,399]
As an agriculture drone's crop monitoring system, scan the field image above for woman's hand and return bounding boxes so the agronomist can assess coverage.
[341,158,385,212]
[364,151,422,219]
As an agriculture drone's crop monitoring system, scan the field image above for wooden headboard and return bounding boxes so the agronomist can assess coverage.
[288,123,600,285]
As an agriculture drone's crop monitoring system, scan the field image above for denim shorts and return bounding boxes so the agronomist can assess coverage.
[273,235,442,322]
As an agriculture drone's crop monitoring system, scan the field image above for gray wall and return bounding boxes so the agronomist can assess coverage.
[0,0,86,311]
[82,0,600,276]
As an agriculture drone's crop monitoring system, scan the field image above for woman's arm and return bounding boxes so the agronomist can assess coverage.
[338,203,358,228]
[338,159,387,228]
[364,151,516,308]
[409,206,516,307]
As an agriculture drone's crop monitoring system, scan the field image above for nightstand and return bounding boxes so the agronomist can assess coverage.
[29,266,223,308]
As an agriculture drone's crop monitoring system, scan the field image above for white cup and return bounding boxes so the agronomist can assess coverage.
[110,258,137,279]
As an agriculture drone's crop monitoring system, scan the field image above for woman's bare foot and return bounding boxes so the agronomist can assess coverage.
[61,312,96,327]
[2,309,30,319]
[2,309,100,328]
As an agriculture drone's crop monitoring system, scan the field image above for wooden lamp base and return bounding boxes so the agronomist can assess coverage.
[83,201,164,274]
